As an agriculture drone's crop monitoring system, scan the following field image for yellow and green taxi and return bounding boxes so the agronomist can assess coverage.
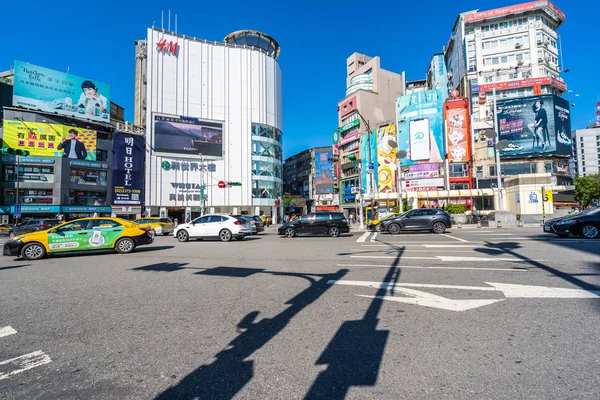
[367,213,399,232]
[3,217,154,260]
[0,224,12,236]
[134,217,174,235]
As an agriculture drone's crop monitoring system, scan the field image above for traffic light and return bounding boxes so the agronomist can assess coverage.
[1,146,29,156]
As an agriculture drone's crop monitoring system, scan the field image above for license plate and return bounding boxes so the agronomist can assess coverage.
[544,226,551,232]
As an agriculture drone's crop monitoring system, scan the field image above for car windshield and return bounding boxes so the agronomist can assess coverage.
[159,218,172,223]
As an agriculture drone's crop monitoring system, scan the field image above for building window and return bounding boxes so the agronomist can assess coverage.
[69,190,106,206]
[97,149,108,162]
[69,168,107,186]
[3,189,53,206]
[489,165,497,176]
[3,165,54,183]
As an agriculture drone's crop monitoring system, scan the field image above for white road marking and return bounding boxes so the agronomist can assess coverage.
[350,255,536,262]
[422,244,479,248]
[357,294,504,312]
[337,263,527,272]
[440,234,469,242]
[482,234,514,236]
[328,280,600,298]
[370,233,378,242]
[360,244,480,247]
[356,232,371,243]
[0,351,52,381]
[0,326,17,338]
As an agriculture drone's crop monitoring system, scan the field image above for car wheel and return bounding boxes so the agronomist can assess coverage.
[580,224,599,239]
[328,226,340,237]
[388,223,401,234]
[21,242,46,260]
[432,222,446,234]
[115,238,136,254]
[9,232,15,239]
[177,230,189,242]
[375,224,382,232]
[219,229,233,242]
[284,227,296,238]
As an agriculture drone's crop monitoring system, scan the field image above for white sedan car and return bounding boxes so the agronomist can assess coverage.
[174,214,253,242]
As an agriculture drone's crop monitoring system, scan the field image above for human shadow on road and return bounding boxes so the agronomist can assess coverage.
[0,264,29,271]
[154,268,349,400]
[304,248,404,399]
[474,242,600,291]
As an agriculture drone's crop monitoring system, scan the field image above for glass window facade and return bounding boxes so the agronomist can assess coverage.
[251,123,283,200]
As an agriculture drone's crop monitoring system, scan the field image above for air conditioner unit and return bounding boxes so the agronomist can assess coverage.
[537,39,543,45]
[538,57,544,62]
[478,132,488,141]
[517,60,524,65]
[515,43,523,48]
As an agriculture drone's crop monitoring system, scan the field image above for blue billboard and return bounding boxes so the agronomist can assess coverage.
[111,132,145,206]
[496,94,572,158]
[314,151,334,194]
[396,89,446,166]
[13,60,111,123]
[360,130,377,192]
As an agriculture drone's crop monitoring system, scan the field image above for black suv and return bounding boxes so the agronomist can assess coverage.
[278,212,350,238]
[8,219,61,239]
[379,209,452,234]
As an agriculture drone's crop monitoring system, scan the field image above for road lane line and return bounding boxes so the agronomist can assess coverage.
[370,233,378,242]
[356,232,371,243]
[482,234,514,236]
[0,326,17,338]
[351,249,483,253]
[350,255,538,262]
[0,351,52,381]
[441,234,469,243]
[337,263,527,272]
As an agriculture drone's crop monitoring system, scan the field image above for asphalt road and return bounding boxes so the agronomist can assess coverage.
[1,226,599,399]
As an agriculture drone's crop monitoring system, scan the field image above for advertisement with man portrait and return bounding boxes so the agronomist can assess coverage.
[496,94,571,158]
[112,132,145,206]
[13,61,111,123]
[314,151,334,194]
[397,89,446,166]
[2,120,97,160]
[153,114,223,157]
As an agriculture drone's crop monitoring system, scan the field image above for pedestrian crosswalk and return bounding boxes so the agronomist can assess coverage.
[0,325,51,381]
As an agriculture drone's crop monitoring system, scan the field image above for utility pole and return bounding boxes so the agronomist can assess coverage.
[493,88,504,211]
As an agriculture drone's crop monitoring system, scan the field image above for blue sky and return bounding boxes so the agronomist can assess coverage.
[1,0,597,158]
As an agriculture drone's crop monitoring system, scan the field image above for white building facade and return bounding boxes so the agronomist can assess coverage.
[573,127,600,176]
[140,28,283,222]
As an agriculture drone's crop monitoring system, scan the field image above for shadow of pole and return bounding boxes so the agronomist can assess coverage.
[155,268,349,400]
[304,249,404,399]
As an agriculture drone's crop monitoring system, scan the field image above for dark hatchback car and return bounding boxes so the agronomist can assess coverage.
[380,208,452,234]
[8,219,61,239]
[278,212,350,238]
[543,207,600,239]
[232,215,264,234]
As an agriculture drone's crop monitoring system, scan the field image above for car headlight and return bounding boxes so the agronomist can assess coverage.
[556,219,578,225]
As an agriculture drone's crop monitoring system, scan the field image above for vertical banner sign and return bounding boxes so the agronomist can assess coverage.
[314,151,334,194]
[112,132,145,205]
[444,98,471,162]
[376,125,398,193]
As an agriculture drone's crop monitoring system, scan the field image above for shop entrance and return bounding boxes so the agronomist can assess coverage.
[167,207,185,225]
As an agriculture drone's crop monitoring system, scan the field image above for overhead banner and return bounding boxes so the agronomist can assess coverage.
[153,114,223,157]
[314,151,334,194]
[112,132,145,206]
[397,89,446,166]
[13,61,110,123]
[2,120,97,160]
[444,98,471,163]
[376,125,398,193]
[496,94,571,158]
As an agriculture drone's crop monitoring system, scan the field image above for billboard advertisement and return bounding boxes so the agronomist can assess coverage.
[314,151,334,194]
[496,94,571,158]
[112,132,145,206]
[13,61,111,123]
[360,130,377,193]
[153,114,223,157]
[444,98,471,163]
[376,125,398,193]
[2,120,97,160]
[397,89,446,166]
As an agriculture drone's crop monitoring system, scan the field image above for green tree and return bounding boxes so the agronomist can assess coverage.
[573,174,600,209]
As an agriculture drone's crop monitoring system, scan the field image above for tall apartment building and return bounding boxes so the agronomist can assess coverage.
[445,1,571,189]
[573,127,600,177]
[336,53,404,214]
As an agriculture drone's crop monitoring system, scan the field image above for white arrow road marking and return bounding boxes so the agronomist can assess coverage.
[486,282,600,298]
[441,234,469,242]
[356,232,371,243]
[0,326,17,338]
[357,294,504,312]
[328,280,600,298]
[0,351,52,381]
[337,264,527,272]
